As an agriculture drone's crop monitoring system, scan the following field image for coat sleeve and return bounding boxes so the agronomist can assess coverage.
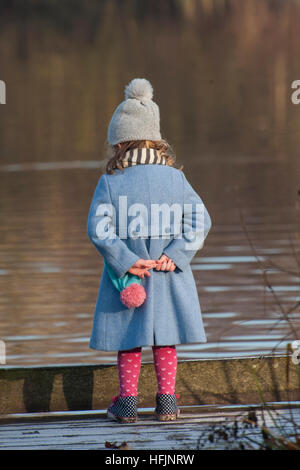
[162,172,212,272]
[86,174,140,278]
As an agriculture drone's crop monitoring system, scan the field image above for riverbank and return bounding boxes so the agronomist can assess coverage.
[1,355,299,415]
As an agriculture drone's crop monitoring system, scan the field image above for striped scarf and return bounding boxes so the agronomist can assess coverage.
[121,147,167,167]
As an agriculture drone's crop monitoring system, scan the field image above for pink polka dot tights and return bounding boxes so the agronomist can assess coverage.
[117,345,177,397]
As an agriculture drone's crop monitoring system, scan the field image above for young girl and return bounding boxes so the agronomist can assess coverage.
[87,78,212,423]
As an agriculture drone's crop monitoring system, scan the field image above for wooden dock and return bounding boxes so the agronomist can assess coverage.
[0,404,300,450]
[1,355,299,450]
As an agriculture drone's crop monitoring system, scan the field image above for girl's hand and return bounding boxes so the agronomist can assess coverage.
[155,254,176,272]
[128,267,151,279]
[128,259,157,279]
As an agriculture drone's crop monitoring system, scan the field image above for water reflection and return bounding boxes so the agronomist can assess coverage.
[0,0,299,366]
[0,161,106,172]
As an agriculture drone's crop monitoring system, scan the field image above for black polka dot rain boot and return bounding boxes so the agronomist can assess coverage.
[107,395,138,423]
[154,393,180,421]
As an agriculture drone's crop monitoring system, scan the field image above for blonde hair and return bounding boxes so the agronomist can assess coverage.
[104,139,184,175]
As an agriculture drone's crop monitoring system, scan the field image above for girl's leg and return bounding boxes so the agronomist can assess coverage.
[117,347,142,397]
[152,345,177,394]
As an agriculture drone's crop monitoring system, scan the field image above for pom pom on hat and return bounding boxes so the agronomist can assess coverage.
[125,78,154,101]
[107,77,161,145]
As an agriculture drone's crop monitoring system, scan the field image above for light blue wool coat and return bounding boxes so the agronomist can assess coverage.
[87,164,212,351]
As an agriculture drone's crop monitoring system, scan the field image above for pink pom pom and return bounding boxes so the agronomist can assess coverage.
[120,283,146,308]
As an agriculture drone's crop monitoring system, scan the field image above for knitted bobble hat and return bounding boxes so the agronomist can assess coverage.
[107,78,162,145]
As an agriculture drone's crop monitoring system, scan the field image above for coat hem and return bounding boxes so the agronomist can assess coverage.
[89,337,207,352]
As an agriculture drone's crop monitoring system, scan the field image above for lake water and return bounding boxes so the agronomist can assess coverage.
[0,0,299,366]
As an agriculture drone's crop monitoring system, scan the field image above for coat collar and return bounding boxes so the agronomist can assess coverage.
[122,147,167,167]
